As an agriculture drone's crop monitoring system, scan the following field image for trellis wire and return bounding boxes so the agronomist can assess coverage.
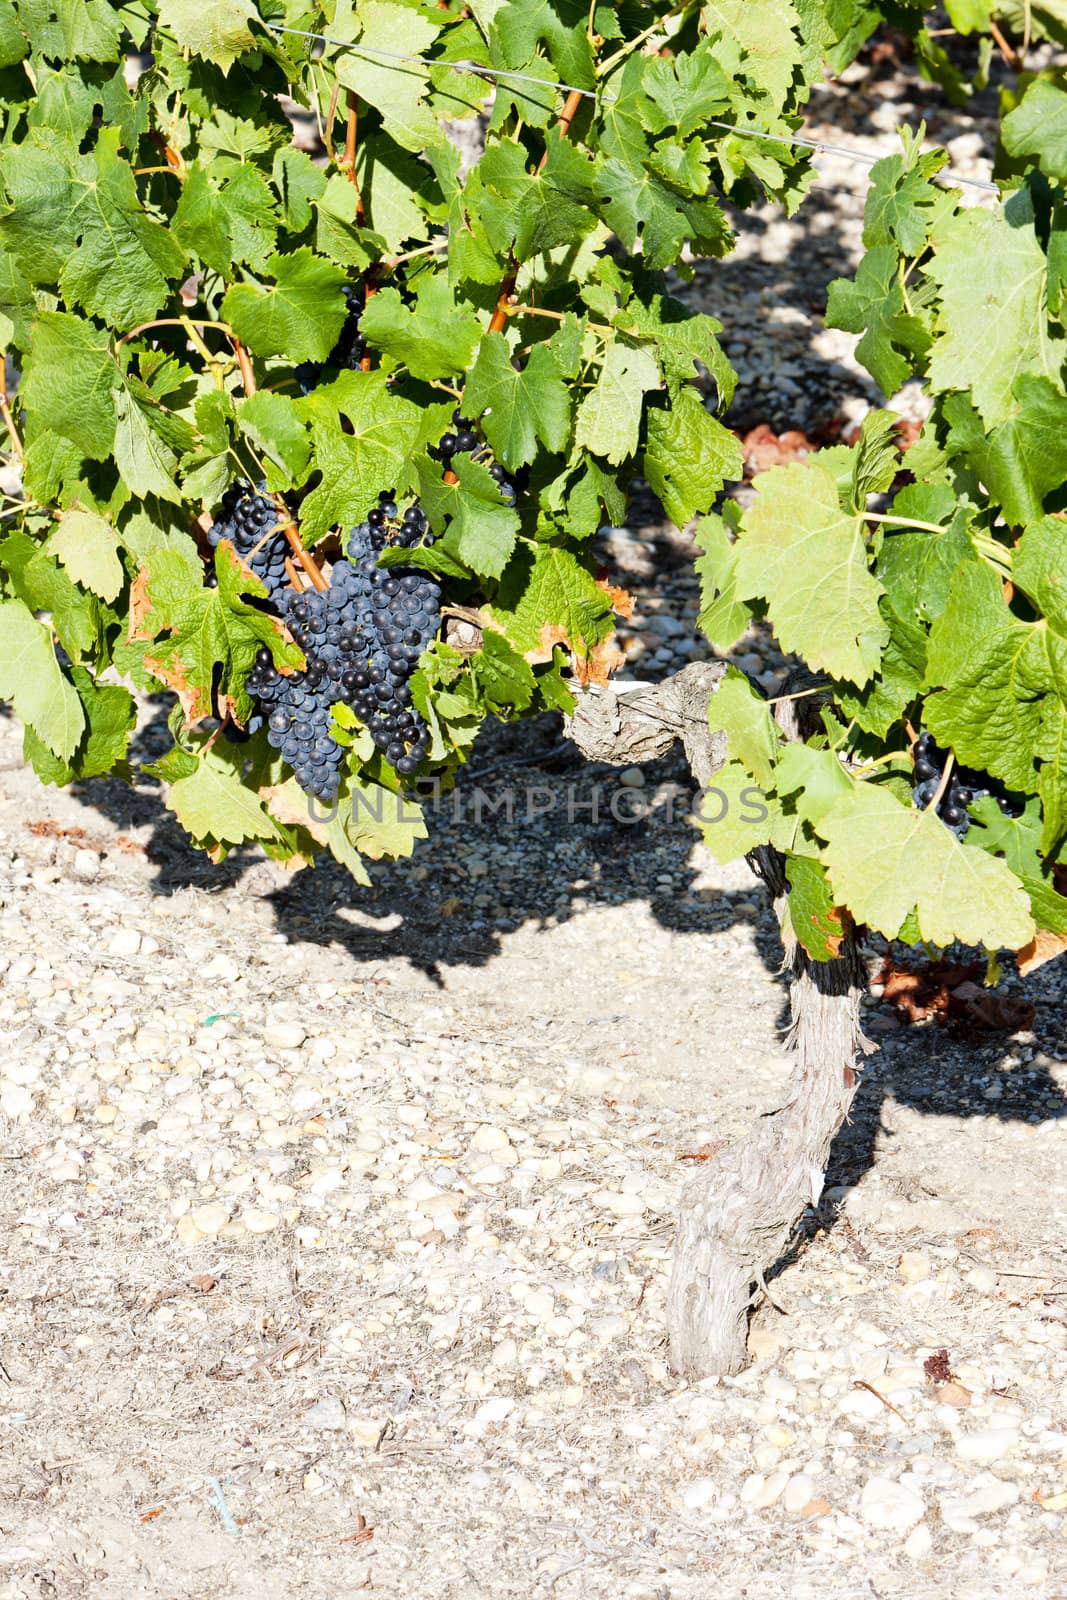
[263,20,1001,196]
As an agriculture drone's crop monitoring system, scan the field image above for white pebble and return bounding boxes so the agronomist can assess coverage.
[190,1202,230,1236]
[1,1084,34,1119]
[683,1478,718,1510]
[940,1482,1020,1524]
[903,1524,933,1560]
[956,1427,1021,1464]
[859,1475,926,1531]
[264,1020,307,1051]
[241,1206,281,1234]
[108,928,142,958]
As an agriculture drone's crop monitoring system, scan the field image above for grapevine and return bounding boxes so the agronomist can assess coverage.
[2,0,1067,1377]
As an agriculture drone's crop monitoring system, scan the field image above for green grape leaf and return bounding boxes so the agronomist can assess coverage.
[113,386,181,504]
[470,630,538,714]
[19,312,118,458]
[359,276,482,382]
[944,378,1067,528]
[863,144,950,255]
[0,598,85,759]
[174,161,280,274]
[733,460,888,686]
[774,744,853,824]
[157,0,261,73]
[785,852,849,961]
[876,485,977,623]
[1002,78,1067,179]
[492,0,594,88]
[697,759,784,865]
[464,331,572,470]
[703,0,804,110]
[23,667,136,784]
[0,0,27,66]
[816,781,1034,949]
[347,776,428,859]
[1014,514,1067,629]
[826,245,931,397]
[924,560,1062,792]
[487,543,615,658]
[238,391,311,487]
[335,3,444,156]
[575,341,660,465]
[168,742,285,848]
[836,600,926,737]
[130,541,303,722]
[643,388,742,525]
[272,146,327,232]
[707,666,780,786]
[222,248,349,362]
[694,510,756,650]
[17,0,123,65]
[848,408,901,509]
[966,795,1067,934]
[1,529,100,660]
[416,453,520,580]
[58,128,187,328]
[46,508,124,601]
[925,187,1066,427]
[297,372,422,542]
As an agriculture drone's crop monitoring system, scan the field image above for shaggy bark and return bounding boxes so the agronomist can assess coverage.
[567,666,873,1378]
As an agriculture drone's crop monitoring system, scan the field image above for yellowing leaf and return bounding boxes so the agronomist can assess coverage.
[817,783,1034,950]
[734,459,887,686]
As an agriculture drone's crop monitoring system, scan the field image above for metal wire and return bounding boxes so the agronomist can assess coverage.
[263,19,1001,196]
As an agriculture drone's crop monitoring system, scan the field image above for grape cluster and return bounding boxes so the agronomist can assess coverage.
[208,483,290,598]
[911,730,1024,839]
[236,490,442,800]
[438,410,517,506]
[212,402,518,803]
[295,284,367,395]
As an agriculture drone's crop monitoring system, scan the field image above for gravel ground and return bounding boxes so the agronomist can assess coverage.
[2,34,1067,1600]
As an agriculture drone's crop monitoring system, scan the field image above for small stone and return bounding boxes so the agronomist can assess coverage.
[304,1396,347,1431]
[349,1417,385,1449]
[190,1202,231,1237]
[783,1474,815,1515]
[469,1124,511,1152]
[619,768,646,788]
[72,849,100,881]
[955,1426,1020,1464]
[472,1396,513,1429]
[859,1475,926,1532]
[965,1265,998,1294]
[903,1524,932,1560]
[264,1020,306,1051]
[940,1482,1019,1523]
[898,1252,931,1284]
[204,954,240,982]
[683,1478,717,1510]
[0,1084,33,1119]
[175,1215,204,1245]
[108,928,142,958]
[241,1206,281,1234]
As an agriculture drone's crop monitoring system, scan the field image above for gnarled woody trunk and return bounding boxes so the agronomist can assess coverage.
[567,667,873,1378]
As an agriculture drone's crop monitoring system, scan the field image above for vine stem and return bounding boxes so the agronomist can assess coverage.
[0,362,23,463]
[341,88,376,372]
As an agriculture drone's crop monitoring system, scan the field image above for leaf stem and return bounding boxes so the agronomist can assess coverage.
[117,317,236,349]
[598,4,689,78]
[926,749,954,813]
[859,511,947,535]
